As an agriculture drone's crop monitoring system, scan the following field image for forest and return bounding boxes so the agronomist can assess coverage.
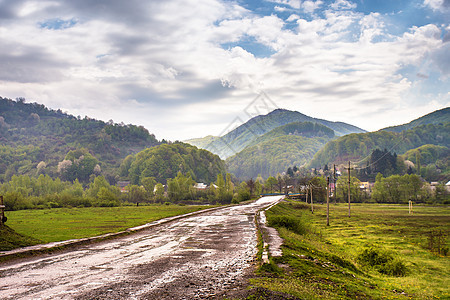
[0,97,159,183]
[226,122,335,179]
[0,97,448,211]
[309,123,449,172]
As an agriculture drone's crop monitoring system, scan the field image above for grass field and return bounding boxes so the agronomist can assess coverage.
[251,201,449,299]
[3,204,211,246]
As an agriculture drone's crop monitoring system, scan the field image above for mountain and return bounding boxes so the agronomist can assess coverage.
[382,107,449,133]
[185,135,218,149]
[187,108,366,159]
[308,122,449,169]
[226,122,334,179]
[0,96,159,183]
[309,107,450,169]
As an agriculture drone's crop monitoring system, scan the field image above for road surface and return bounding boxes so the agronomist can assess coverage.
[0,196,283,299]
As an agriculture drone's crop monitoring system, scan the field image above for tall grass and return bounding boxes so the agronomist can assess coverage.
[250,202,449,299]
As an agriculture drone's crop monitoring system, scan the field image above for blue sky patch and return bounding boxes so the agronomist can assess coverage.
[221,35,276,58]
[39,18,78,30]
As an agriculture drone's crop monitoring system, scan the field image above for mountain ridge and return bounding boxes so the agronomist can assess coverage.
[226,121,334,179]
[381,107,449,133]
[186,108,366,159]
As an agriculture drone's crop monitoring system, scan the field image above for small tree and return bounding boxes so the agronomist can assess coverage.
[154,183,165,203]
[266,176,277,193]
[309,177,327,203]
[127,185,146,205]
[246,178,255,198]
[141,177,157,201]
[234,181,251,202]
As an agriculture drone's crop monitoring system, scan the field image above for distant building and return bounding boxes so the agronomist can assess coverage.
[429,182,440,192]
[117,181,130,193]
[359,182,373,194]
[194,183,208,190]
[360,182,370,190]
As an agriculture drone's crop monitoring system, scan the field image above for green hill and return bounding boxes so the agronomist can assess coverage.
[382,107,449,133]
[402,144,449,165]
[184,135,218,149]
[121,142,226,184]
[0,97,159,183]
[226,122,334,179]
[187,108,365,159]
[309,123,449,168]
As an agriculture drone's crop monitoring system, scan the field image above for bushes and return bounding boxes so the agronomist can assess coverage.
[3,191,33,210]
[357,247,407,276]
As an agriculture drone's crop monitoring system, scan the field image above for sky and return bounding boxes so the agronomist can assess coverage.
[0,0,449,141]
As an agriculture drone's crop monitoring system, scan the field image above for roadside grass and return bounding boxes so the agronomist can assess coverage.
[249,201,449,299]
[3,204,211,246]
[0,225,42,251]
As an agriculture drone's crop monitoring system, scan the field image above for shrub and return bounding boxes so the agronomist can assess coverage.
[329,254,358,272]
[379,258,408,276]
[4,191,33,210]
[47,201,61,208]
[357,247,407,276]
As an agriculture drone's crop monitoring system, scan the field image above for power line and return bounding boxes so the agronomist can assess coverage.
[352,131,406,170]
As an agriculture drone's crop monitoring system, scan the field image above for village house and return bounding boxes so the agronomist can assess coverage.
[194,183,208,190]
[117,181,130,193]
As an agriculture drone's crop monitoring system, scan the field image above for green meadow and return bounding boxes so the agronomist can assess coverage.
[252,201,449,299]
[3,204,210,245]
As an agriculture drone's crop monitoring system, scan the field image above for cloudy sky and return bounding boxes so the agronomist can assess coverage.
[0,0,449,141]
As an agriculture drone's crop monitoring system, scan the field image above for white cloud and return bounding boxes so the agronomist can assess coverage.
[0,0,448,140]
[423,0,446,11]
[286,14,300,22]
[274,6,288,12]
[330,0,357,10]
[267,0,301,9]
[302,0,323,13]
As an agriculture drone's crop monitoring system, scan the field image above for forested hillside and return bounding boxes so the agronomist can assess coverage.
[0,98,228,210]
[0,97,159,183]
[226,122,334,179]
[309,123,449,169]
[187,108,365,158]
[119,143,226,185]
[382,107,449,133]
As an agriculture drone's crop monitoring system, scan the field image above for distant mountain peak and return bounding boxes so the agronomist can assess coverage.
[187,107,365,159]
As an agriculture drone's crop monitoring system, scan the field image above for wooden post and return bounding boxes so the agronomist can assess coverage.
[310,185,314,214]
[326,177,330,226]
[346,161,353,218]
[0,195,5,225]
[333,164,337,205]
[306,185,309,204]
[409,200,413,215]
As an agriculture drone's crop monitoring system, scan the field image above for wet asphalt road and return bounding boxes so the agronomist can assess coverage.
[0,196,282,299]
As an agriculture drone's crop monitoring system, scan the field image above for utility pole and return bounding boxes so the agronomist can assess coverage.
[326,177,330,226]
[305,184,308,204]
[333,164,337,205]
[310,185,314,213]
[345,161,353,218]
